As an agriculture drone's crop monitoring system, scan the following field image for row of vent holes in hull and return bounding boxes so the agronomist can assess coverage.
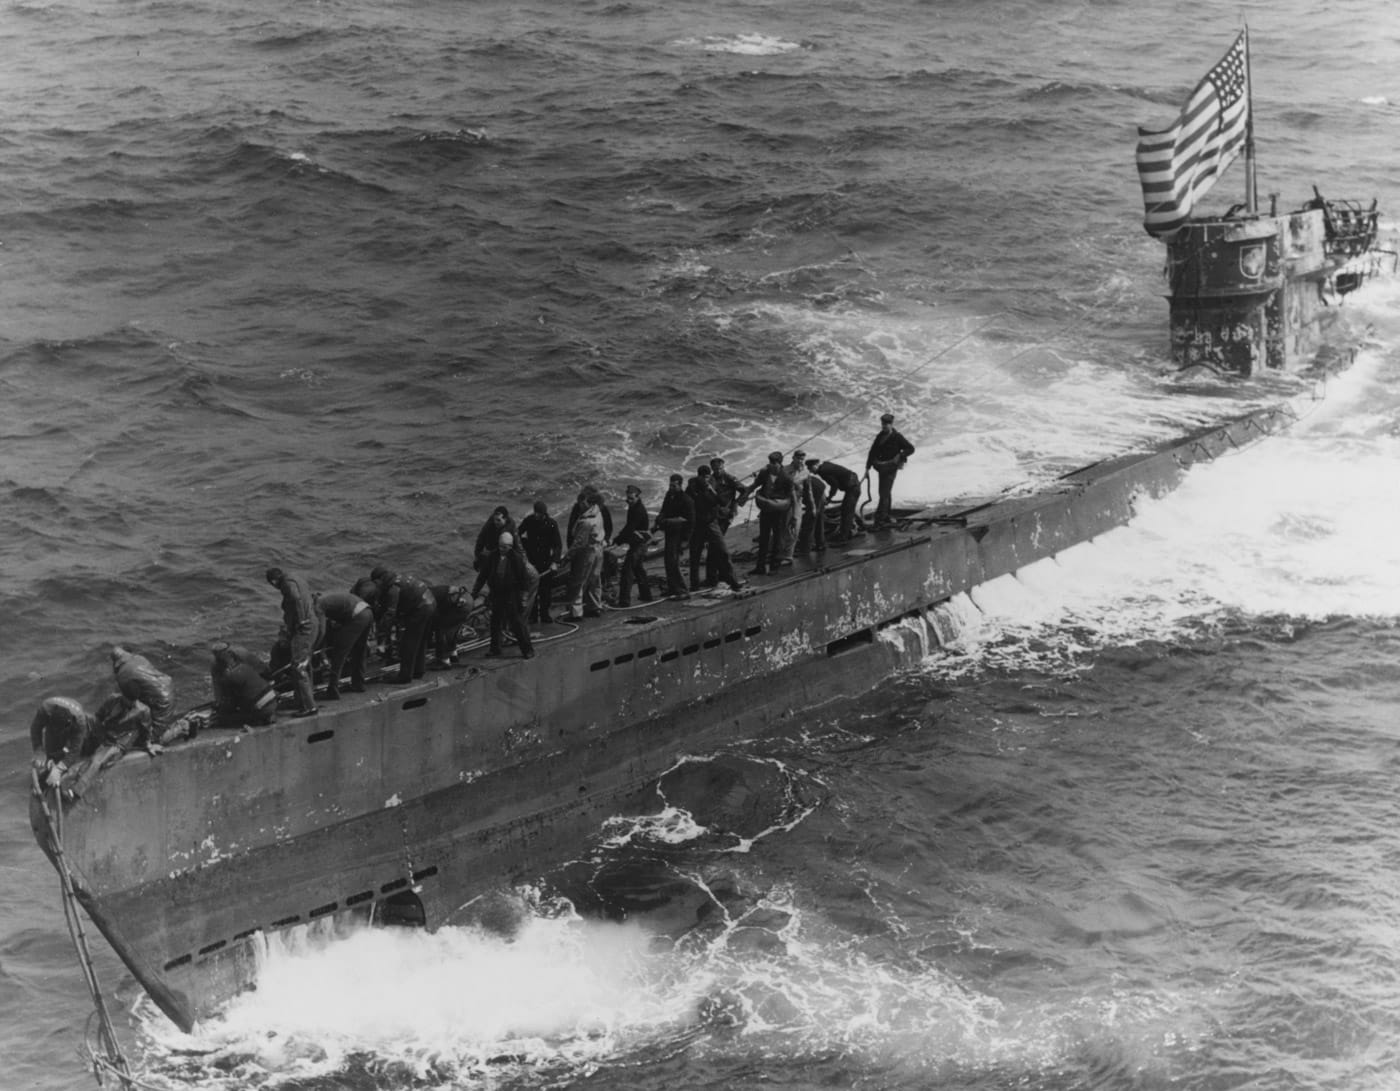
[165,866,439,971]
[592,625,762,672]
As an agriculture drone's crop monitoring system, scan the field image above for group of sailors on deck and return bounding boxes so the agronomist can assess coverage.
[29,414,915,797]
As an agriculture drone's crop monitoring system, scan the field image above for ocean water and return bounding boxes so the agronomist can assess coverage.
[3,0,1399,1088]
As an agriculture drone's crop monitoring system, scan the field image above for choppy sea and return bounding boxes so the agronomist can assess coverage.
[4,0,1400,1088]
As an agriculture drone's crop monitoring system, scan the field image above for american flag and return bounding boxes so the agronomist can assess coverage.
[1136,31,1250,238]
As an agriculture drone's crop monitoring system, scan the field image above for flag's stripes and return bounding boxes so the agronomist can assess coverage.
[1136,31,1250,238]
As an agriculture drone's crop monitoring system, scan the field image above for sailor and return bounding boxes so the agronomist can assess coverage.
[782,452,812,563]
[567,485,614,546]
[29,696,98,789]
[749,452,795,575]
[812,457,864,539]
[708,456,751,534]
[687,466,746,593]
[209,641,277,727]
[685,465,718,590]
[426,584,473,667]
[483,531,536,659]
[265,568,319,717]
[796,458,829,553]
[371,567,437,683]
[110,644,177,738]
[518,499,564,623]
[93,692,161,756]
[315,589,374,693]
[654,473,694,597]
[866,412,916,528]
[563,491,606,619]
[473,506,517,577]
[615,484,654,608]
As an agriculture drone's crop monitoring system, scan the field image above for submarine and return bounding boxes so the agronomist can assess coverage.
[26,29,1391,1086]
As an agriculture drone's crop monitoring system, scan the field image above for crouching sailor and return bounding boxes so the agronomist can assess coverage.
[29,696,98,791]
[110,644,177,741]
[210,641,277,727]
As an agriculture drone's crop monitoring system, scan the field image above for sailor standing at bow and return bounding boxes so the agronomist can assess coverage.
[866,412,915,528]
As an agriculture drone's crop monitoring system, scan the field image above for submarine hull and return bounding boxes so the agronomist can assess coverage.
[32,394,1322,1032]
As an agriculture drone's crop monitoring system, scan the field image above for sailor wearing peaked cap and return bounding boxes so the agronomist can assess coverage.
[867,412,915,527]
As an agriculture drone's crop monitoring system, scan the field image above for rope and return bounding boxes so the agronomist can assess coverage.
[33,772,136,1089]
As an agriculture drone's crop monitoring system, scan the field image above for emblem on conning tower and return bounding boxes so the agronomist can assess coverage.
[1239,244,1266,278]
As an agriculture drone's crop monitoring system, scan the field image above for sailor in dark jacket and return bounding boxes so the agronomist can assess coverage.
[429,584,473,666]
[209,642,277,727]
[813,458,864,539]
[473,507,517,580]
[371,567,437,683]
[615,484,653,608]
[708,456,751,533]
[654,474,694,596]
[866,412,916,527]
[518,500,564,623]
[687,466,746,592]
[749,452,795,574]
[265,569,319,716]
[29,696,98,788]
[316,590,374,694]
[483,532,535,658]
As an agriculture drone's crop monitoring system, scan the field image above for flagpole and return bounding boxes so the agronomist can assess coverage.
[1243,25,1256,214]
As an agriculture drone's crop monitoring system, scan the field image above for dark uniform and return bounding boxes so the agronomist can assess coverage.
[867,415,916,527]
[708,460,750,534]
[210,643,277,726]
[266,569,319,715]
[472,508,517,593]
[428,585,473,665]
[654,477,694,596]
[750,455,795,574]
[814,459,864,539]
[687,471,744,591]
[317,590,374,693]
[616,492,653,608]
[484,546,535,658]
[518,505,564,622]
[374,569,437,683]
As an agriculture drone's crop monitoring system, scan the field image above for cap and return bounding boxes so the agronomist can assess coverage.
[792,450,806,460]
[880,412,894,423]
[768,450,783,463]
[697,465,712,476]
[370,565,389,582]
[805,458,820,468]
[265,566,284,585]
